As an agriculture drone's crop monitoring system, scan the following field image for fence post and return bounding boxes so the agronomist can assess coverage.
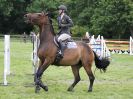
[4,35,10,85]
[130,36,133,55]
[33,35,39,75]
[101,36,104,57]
[101,36,110,58]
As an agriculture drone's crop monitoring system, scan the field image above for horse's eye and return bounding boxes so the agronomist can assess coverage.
[24,14,27,18]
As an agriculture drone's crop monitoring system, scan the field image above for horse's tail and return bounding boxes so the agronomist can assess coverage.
[93,51,110,72]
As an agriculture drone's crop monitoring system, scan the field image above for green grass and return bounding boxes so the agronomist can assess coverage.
[0,40,133,99]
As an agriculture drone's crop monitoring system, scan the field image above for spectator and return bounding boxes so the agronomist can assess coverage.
[22,32,27,43]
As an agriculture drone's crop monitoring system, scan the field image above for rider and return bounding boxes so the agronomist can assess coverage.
[57,5,73,57]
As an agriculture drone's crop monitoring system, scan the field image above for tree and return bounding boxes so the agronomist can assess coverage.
[0,0,32,34]
[0,0,133,38]
[68,0,133,38]
[90,0,132,39]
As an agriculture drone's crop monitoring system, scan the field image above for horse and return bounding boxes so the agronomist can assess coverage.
[24,12,110,93]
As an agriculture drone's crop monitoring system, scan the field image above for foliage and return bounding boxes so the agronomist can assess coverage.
[0,0,32,34]
[0,0,133,38]
[90,0,132,38]
[71,25,87,36]
[68,0,133,38]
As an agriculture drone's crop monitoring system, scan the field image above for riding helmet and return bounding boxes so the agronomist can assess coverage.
[58,5,67,11]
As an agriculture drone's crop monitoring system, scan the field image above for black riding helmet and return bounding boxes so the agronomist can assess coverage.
[58,5,67,11]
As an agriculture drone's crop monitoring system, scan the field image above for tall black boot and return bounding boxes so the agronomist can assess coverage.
[58,40,65,58]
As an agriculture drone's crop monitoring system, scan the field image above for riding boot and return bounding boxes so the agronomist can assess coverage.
[58,40,65,58]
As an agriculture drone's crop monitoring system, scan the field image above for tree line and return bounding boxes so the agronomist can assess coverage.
[0,0,133,39]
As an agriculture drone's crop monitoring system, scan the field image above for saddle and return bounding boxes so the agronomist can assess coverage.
[54,37,77,63]
[54,37,77,48]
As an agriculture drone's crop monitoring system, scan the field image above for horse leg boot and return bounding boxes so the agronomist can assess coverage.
[34,74,41,93]
[88,73,95,92]
[58,40,65,58]
[34,62,41,93]
[35,59,50,93]
[35,76,48,92]
[35,73,48,93]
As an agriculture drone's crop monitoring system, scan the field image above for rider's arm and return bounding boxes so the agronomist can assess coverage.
[60,15,73,27]
[57,17,61,29]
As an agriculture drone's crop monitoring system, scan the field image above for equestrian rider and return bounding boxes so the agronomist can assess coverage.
[57,5,73,57]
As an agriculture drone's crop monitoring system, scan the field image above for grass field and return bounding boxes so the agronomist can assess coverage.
[0,40,133,99]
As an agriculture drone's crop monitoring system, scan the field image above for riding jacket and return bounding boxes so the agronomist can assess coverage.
[57,13,73,35]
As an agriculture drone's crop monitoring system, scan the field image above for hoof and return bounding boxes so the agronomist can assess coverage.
[88,87,93,92]
[35,85,41,93]
[88,90,92,92]
[43,86,48,91]
[67,86,74,92]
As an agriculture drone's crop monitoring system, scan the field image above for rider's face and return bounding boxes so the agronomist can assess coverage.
[58,9,63,15]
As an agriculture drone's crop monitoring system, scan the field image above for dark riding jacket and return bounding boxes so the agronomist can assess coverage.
[57,14,73,35]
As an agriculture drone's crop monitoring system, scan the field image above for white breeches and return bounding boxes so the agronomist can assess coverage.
[57,33,71,42]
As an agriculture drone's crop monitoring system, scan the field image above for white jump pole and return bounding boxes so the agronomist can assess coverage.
[130,36,133,55]
[33,35,38,74]
[101,36,110,58]
[4,35,10,85]
[101,36,104,57]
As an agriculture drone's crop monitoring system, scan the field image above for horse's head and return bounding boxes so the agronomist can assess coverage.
[24,12,49,26]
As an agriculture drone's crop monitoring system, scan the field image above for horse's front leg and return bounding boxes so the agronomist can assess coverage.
[35,58,50,93]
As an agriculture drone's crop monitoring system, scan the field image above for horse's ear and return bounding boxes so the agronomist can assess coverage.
[45,12,53,18]
[41,11,49,16]
[41,11,45,15]
[45,13,49,16]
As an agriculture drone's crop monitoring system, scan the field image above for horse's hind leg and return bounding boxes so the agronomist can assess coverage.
[67,65,81,91]
[35,59,50,93]
[83,63,95,92]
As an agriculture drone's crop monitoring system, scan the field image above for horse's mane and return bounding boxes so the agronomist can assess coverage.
[48,16,56,36]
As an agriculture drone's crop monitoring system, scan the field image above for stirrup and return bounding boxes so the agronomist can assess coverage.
[58,51,63,58]
[58,50,62,54]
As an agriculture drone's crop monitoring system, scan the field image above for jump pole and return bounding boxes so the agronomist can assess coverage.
[101,36,110,58]
[130,36,133,55]
[32,35,38,75]
[101,36,104,57]
[4,35,10,85]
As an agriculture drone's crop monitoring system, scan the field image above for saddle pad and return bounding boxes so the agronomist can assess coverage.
[67,42,77,49]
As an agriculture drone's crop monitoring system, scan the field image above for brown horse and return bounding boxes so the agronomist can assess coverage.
[24,12,110,93]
